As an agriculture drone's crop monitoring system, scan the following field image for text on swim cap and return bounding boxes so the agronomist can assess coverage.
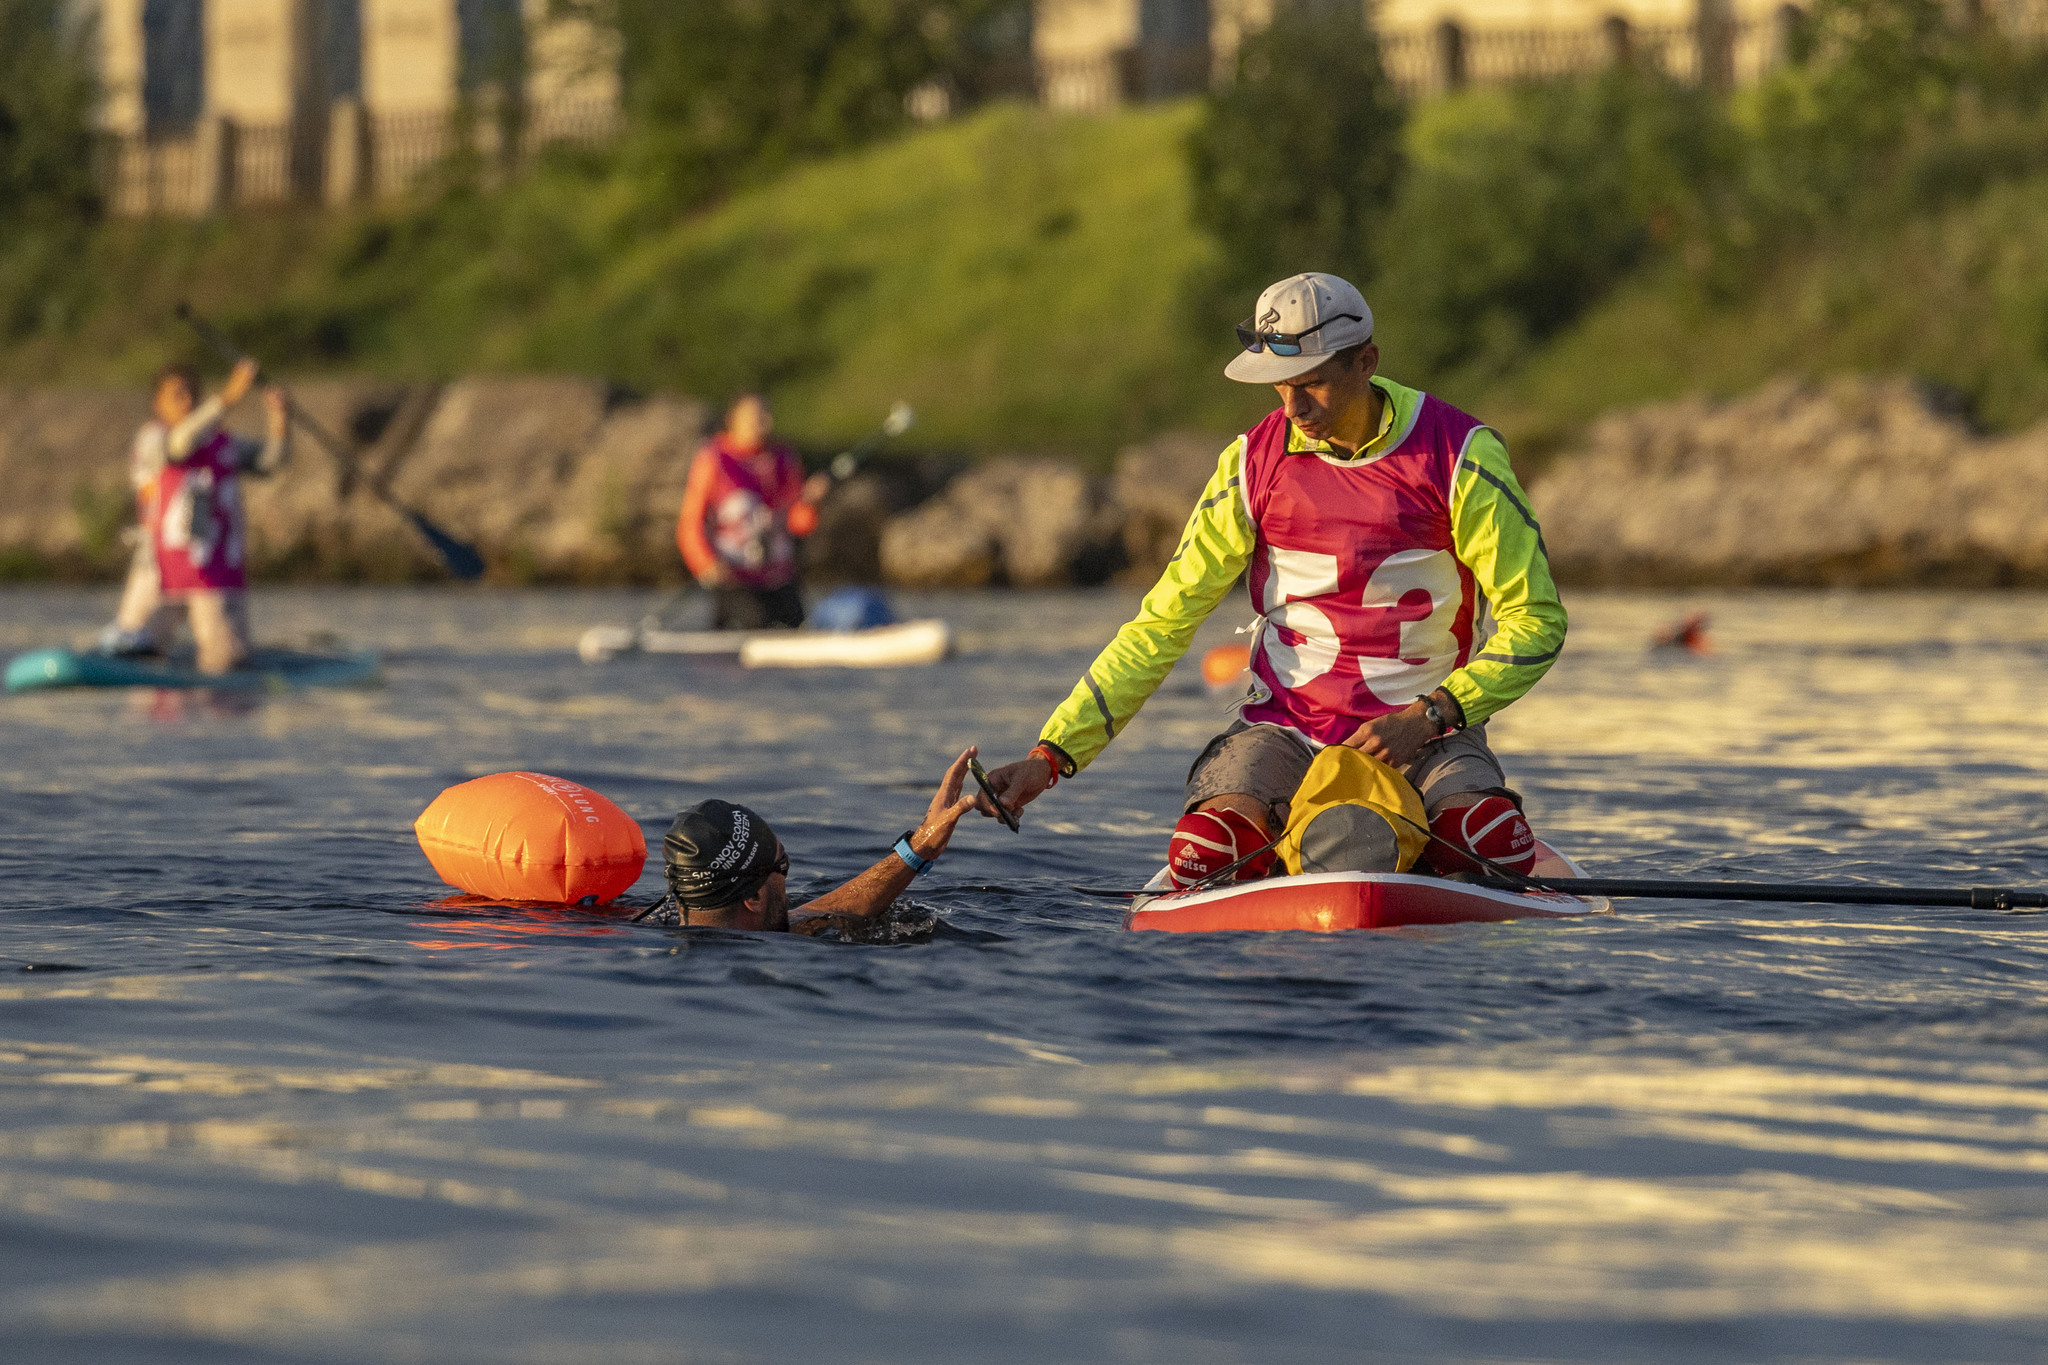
[708,809,752,870]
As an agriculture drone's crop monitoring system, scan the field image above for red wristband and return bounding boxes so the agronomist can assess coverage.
[1029,743,1063,786]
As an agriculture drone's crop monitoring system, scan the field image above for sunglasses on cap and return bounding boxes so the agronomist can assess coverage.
[1235,312,1363,357]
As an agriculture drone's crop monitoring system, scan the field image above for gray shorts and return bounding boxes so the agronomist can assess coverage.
[1183,721,1512,816]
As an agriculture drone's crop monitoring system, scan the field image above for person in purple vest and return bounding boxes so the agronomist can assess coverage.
[977,272,1568,878]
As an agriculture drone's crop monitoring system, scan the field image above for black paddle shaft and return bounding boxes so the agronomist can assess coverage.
[174,304,485,580]
[1074,878,2048,909]
[1474,877,2048,910]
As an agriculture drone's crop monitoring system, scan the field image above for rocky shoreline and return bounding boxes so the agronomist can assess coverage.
[0,377,1225,588]
[1534,377,2048,588]
[6,374,2046,590]
[2,379,718,585]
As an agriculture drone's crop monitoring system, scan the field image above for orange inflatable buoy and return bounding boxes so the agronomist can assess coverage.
[1201,643,1252,692]
[414,772,647,905]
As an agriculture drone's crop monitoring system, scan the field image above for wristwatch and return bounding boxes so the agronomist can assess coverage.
[1422,693,1462,737]
[893,830,934,876]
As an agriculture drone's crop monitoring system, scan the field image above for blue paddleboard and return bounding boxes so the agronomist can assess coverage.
[5,647,381,693]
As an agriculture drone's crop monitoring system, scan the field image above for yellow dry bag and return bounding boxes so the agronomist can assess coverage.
[1275,745,1429,876]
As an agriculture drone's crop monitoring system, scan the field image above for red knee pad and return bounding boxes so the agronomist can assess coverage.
[1424,796,1537,876]
[1167,808,1276,889]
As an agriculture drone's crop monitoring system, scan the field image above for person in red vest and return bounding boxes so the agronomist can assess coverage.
[100,358,291,673]
[976,272,1568,881]
[676,393,831,629]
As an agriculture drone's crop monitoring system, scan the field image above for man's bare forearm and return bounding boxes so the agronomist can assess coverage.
[795,853,917,921]
[795,751,976,925]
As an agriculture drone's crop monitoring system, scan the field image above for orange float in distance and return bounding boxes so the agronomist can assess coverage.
[1200,643,1252,691]
[414,772,647,905]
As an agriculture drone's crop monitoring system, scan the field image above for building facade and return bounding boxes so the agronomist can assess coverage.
[1036,0,1816,110]
[97,0,2045,214]
[95,0,618,214]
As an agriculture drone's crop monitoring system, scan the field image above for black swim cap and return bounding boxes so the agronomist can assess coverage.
[664,800,782,910]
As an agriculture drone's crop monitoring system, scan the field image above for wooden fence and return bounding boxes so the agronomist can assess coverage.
[99,95,623,218]
[1041,13,1783,113]
[1377,13,1788,96]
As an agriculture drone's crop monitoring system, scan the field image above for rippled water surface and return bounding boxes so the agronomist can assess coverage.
[2,585,2046,1364]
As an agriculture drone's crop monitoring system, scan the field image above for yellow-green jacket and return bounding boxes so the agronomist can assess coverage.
[1038,377,1566,772]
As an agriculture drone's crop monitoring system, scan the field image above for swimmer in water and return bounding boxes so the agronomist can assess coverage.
[654,748,980,934]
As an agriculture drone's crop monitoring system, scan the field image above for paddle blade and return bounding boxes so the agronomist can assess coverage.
[407,509,485,580]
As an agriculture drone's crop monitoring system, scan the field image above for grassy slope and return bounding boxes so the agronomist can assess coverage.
[5,99,2048,463]
[0,211,357,386]
[0,102,1265,463]
[1493,176,2048,445]
[502,102,1269,457]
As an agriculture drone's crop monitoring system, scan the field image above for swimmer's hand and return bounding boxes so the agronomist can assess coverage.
[975,754,1053,825]
[913,747,982,859]
[795,748,981,922]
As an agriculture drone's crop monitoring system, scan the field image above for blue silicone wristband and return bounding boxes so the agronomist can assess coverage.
[893,833,932,876]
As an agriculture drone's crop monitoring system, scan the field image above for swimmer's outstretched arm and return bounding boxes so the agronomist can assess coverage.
[793,748,979,923]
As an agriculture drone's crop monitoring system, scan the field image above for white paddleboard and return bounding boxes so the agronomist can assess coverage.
[739,620,952,669]
[578,619,952,668]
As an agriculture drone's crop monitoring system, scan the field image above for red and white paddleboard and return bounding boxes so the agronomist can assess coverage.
[1123,841,1609,933]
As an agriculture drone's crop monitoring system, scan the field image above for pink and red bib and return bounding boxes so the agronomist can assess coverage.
[152,428,248,593]
[1237,398,1492,746]
[695,439,806,590]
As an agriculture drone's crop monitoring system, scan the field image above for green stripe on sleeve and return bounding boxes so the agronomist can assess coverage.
[1441,428,1567,725]
[1082,671,1118,738]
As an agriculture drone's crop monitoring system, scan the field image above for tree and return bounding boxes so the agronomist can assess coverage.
[0,0,99,226]
[1185,3,1406,297]
[1374,71,1728,383]
[567,0,1015,209]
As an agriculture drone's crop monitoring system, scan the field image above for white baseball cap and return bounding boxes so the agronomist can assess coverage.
[1223,272,1375,384]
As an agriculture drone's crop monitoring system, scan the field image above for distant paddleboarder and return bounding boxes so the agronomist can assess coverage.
[677,393,831,629]
[653,748,981,934]
[979,272,1569,884]
[99,358,292,674]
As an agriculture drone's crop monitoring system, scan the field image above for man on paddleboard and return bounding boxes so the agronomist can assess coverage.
[980,272,1567,881]
[99,359,292,673]
[678,393,831,630]
[653,748,981,934]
